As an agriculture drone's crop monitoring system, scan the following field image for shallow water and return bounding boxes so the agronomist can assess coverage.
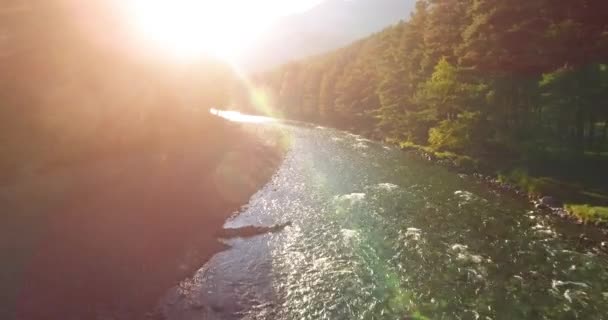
[160,122,608,320]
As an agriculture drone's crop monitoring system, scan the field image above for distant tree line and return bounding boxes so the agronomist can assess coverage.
[255,0,608,165]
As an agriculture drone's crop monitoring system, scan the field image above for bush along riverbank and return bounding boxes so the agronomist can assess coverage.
[6,119,289,320]
[397,141,608,229]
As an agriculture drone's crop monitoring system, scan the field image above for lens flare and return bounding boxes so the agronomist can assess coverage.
[120,0,325,61]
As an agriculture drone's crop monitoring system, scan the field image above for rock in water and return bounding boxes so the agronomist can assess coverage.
[540,196,563,209]
[218,222,292,239]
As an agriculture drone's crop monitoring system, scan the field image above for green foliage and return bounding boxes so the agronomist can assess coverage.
[497,169,567,196]
[539,64,608,152]
[399,141,479,172]
[498,167,608,207]
[428,111,482,153]
[415,58,460,121]
[565,205,608,224]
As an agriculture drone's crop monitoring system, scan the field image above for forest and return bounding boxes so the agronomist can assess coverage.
[254,0,608,217]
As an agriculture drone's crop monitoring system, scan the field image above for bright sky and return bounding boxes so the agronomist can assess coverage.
[121,0,325,61]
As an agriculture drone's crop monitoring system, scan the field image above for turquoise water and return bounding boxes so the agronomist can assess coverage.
[161,122,608,320]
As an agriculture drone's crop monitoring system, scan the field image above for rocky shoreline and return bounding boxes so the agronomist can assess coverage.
[399,145,608,233]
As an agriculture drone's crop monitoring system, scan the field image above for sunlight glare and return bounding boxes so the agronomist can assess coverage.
[122,0,325,61]
[210,109,276,124]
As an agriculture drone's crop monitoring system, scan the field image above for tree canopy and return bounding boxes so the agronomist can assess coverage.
[255,0,608,166]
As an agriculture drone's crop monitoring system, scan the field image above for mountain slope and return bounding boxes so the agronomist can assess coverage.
[240,0,415,71]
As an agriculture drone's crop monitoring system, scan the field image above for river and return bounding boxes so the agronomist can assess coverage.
[159,115,608,320]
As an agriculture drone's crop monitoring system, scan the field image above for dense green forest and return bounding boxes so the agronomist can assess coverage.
[254,0,608,215]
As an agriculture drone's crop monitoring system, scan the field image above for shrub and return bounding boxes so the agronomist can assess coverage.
[428,111,482,153]
[565,204,608,224]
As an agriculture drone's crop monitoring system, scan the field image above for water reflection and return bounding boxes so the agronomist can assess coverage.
[210,109,276,124]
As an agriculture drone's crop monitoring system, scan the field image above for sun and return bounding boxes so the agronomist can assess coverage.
[123,0,257,60]
[120,0,325,61]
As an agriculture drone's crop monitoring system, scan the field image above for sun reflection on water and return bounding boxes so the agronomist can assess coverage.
[210,109,277,124]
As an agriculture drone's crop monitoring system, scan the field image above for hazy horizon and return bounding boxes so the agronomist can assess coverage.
[236,0,416,71]
[79,0,416,70]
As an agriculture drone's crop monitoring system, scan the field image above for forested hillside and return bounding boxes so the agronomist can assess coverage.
[254,0,608,220]
[255,0,608,208]
[241,0,415,70]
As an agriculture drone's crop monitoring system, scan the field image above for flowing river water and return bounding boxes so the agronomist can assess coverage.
[160,116,608,320]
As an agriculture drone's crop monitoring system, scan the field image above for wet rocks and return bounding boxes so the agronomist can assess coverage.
[217,222,292,239]
[400,145,593,229]
[538,196,563,209]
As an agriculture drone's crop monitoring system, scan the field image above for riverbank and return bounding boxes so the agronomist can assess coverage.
[254,114,608,228]
[396,141,608,227]
[3,119,288,320]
